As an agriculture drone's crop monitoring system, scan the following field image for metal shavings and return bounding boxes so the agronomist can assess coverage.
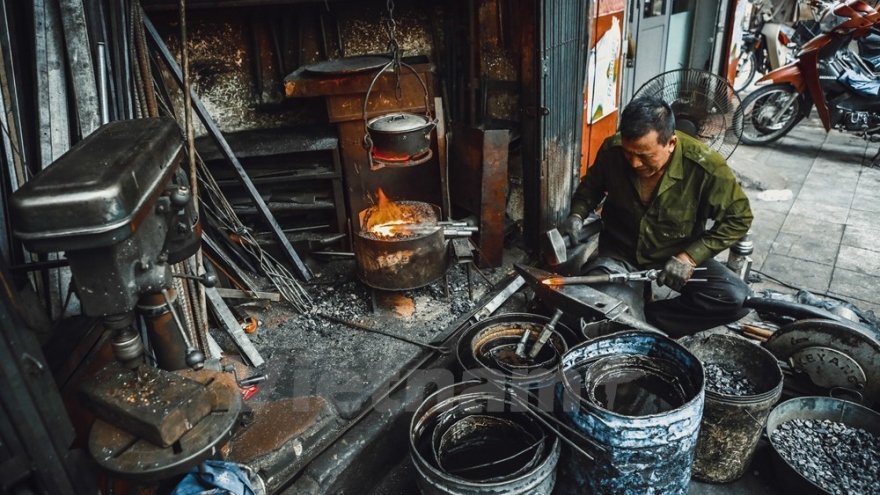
[703,362,760,396]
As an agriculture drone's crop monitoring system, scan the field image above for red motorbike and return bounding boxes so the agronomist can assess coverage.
[740,0,880,163]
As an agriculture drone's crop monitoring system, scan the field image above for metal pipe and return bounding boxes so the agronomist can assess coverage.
[97,42,110,124]
[138,292,187,370]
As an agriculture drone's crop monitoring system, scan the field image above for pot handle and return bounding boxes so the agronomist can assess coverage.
[362,59,434,153]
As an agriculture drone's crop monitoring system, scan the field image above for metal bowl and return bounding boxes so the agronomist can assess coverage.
[765,396,880,494]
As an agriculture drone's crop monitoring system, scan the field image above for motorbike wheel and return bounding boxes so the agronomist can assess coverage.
[741,83,802,145]
[734,51,757,93]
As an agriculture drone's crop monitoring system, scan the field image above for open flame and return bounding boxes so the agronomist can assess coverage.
[366,189,409,236]
[363,189,438,238]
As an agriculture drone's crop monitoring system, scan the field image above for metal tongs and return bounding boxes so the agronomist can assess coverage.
[541,267,707,286]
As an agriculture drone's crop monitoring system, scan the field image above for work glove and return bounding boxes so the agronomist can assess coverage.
[560,214,584,243]
[657,256,696,292]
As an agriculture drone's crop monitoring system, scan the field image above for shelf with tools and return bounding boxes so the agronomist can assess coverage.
[196,126,348,250]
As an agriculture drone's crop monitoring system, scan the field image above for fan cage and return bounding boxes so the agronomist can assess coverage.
[631,69,744,160]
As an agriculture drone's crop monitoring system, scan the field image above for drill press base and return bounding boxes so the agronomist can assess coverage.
[88,369,242,482]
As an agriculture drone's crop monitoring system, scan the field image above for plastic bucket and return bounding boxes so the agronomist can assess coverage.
[556,330,705,495]
[680,332,783,482]
[410,381,560,494]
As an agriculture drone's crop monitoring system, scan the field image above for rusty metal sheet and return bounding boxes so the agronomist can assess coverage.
[448,124,509,268]
[284,62,434,100]
[303,55,391,75]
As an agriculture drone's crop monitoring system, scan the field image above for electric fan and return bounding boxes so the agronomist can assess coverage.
[631,69,744,159]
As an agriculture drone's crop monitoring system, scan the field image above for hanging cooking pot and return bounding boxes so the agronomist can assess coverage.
[366,112,436,161]
[362,60,437,169]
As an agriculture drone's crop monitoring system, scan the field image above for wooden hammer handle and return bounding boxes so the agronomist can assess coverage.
[742,324,775,340]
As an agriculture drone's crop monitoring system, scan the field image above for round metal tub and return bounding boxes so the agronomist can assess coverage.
[457,313,575,391]
[766,396,880,494]
[410,382,560,494]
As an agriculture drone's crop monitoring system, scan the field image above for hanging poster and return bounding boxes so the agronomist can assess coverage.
[597,0,625,16]
[587,16,622,124]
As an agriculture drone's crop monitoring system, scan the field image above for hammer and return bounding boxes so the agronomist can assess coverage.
[539,216,603,266]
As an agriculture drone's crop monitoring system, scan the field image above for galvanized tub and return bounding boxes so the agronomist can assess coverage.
[556,330,705,495]
[680,332,783,483]
[410,382,560,494]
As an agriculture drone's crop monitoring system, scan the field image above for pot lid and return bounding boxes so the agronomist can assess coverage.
[368,113,431,132]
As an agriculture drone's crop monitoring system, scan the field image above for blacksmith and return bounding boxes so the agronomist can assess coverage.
[561,96,753,337]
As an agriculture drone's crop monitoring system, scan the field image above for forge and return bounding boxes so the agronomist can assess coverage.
[353,190,450,292]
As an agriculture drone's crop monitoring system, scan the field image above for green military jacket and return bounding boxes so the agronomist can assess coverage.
[570,131,753,269]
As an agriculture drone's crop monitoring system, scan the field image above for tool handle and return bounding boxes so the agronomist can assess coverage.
[528,309,563,359]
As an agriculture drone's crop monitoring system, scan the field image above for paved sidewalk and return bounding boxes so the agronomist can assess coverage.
[726,114,880,314]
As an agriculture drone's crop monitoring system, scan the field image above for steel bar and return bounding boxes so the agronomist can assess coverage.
[316,312,451,355]
[108,0,133,119]
[97,42,110,124]
[204,286,264,367]
[58,0,100,137]
[143,12,312,281]
[30,0,75,318]
[471,274,525,321]
[214,288,281,302]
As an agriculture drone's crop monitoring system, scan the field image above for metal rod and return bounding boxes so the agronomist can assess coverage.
[161,289,195,351]
[97,42,109,124]
[528,308,562,359]
[316,312,451,355]
[142,11,313,282]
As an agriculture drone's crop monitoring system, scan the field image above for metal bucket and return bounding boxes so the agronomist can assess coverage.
[410,382,560,494]
[556,330,705,495]
[680,332,783,483]
[456,313,575,392]
[766,396,880,495]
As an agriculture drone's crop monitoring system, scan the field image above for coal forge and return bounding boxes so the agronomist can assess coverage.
[353,190,449,291]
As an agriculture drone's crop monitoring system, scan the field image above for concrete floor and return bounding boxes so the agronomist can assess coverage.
[728,111,880,316]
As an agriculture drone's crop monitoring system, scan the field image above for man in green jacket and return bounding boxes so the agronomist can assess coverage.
[561,96,753,337]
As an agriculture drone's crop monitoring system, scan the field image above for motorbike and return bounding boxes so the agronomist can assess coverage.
[740,0,880,165]
[734,0,829,93]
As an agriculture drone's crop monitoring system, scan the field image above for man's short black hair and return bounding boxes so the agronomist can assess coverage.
[619,96,676,144]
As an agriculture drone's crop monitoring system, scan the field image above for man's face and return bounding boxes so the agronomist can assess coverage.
[621,130,677,179]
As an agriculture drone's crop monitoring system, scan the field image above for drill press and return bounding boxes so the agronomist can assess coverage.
[10,118,241,481]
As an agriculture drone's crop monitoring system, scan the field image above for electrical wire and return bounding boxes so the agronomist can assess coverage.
[752,269,851,303]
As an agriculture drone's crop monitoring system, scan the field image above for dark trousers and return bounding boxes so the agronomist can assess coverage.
[585,256,750,338]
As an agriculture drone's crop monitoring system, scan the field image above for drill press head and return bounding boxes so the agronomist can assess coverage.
[10,117,199,317]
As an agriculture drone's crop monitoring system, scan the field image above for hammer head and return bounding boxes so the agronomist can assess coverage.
[540,228,568,266]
